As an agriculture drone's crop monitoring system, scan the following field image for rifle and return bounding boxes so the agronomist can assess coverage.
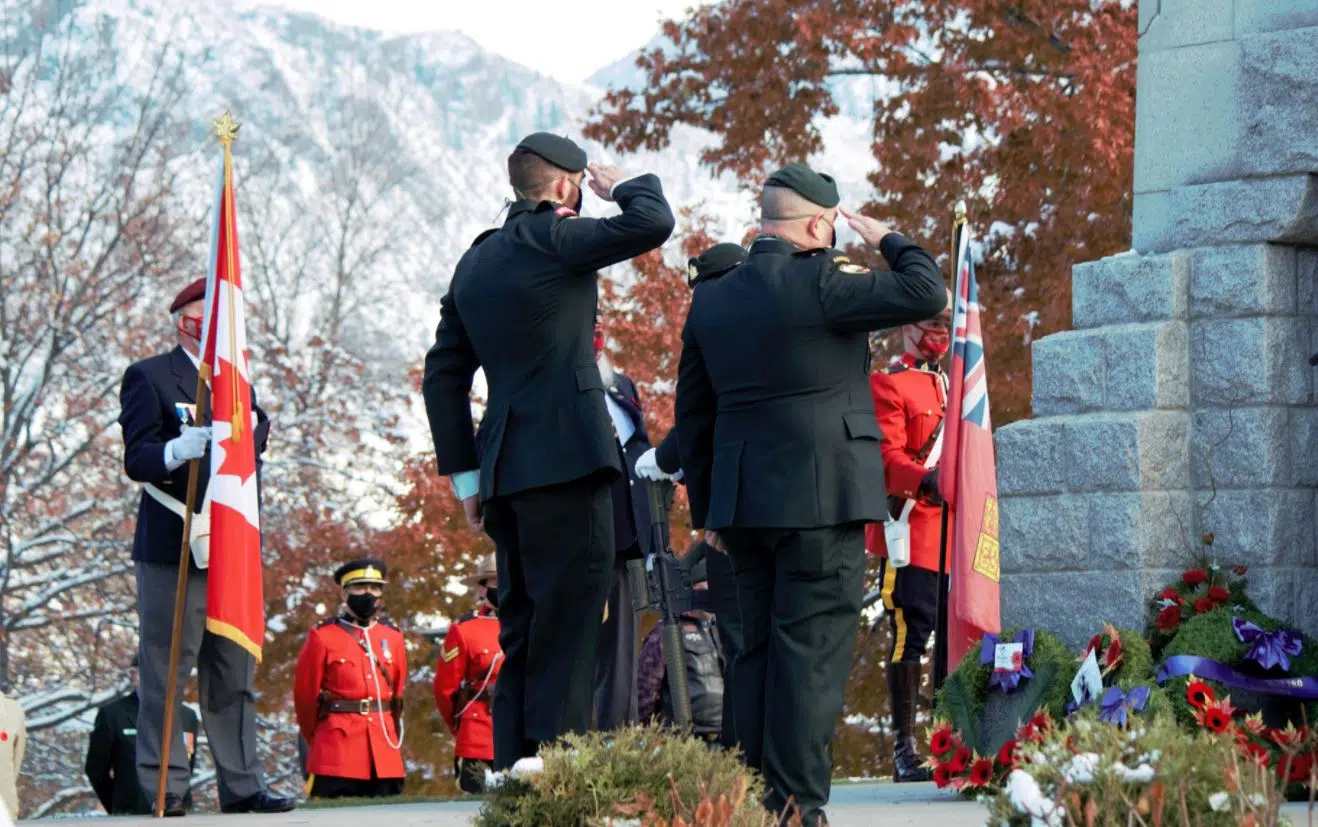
[633,479,694,727]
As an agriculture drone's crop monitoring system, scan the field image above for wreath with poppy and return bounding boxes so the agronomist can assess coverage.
[927,712,1048,792]
[1146,559,1253,656]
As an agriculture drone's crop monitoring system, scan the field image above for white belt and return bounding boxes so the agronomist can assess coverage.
[144,483,212,569]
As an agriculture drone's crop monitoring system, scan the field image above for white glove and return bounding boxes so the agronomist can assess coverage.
[634,447,673,481]
[168,426,212,462]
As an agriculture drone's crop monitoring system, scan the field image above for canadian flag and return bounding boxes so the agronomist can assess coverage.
[198,129,265,661]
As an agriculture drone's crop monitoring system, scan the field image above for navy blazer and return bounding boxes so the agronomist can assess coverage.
[118,346,269,565]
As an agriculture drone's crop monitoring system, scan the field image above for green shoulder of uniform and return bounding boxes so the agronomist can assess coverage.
[470,228,498,248]
[821,252,871,275]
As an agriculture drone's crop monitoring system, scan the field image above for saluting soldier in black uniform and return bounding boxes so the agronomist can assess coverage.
[422,132,675,771]
[674,165,945,827]
[636,242,747,752]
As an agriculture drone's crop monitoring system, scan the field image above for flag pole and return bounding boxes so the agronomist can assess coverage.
[932,199,967,693]
[154,373,212,818]
[153,114,235,818]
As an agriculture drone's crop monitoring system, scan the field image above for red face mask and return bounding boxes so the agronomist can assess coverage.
[593,324,604,356]
[178,314,202,341]
[914,325,950,361]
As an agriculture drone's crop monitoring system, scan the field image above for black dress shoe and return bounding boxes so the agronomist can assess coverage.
[160,794,187,817]
[221,792,297,814]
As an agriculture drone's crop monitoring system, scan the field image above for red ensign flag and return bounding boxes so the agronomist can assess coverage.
[200,128,265,660]
[938,222,1001,671]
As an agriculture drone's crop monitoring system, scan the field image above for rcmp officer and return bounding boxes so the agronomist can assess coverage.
[294,559,407,799]
[434,555,503,794]
[635,242,747,751]
[866,294,953,783]
[117,279,288,816]
[423,132,674,770]
[674,164,945,826]
[0,690,24,821]
[85,655,201,814]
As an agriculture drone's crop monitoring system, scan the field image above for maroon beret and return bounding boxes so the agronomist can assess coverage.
[169,278,207,314]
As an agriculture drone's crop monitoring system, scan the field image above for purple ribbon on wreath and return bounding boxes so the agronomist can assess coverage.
[1097,685,1151,727]
[1232,617,1302,672]
[980,628,1034,694]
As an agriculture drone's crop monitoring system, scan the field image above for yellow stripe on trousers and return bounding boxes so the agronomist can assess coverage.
[881,562,909,663]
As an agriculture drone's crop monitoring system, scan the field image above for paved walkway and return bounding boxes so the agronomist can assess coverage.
[29,783,1315,826]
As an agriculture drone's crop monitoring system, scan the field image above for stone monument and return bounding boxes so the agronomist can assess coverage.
[995,0,1318,645]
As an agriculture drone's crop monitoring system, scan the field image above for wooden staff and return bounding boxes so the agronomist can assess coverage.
[932,199,967,693]
[153,365,211,817]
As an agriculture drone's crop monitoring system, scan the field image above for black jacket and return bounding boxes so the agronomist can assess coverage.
[118,347,269,564]
[423,175,675,501]
[654,430,681,476]
[675,234,945,530]
[85,692,200,814]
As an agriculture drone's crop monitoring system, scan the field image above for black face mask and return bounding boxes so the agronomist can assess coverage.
[346,593,378,621]
[830,228,837,248]
[485,586,499,608]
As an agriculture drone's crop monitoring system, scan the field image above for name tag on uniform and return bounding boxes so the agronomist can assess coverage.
[122,727,137,736]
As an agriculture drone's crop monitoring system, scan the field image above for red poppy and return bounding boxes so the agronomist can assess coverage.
[1158,587,1183,603]
[933,763,952,788]
[929,726,956,758]
[1030,712,1051,732]
[1183,568,1209,586]
[1194,597,1215,614]
[949,747,971,773]
[1279,753,1314,784]
[1017,722,1036,743]
[1207,585,1231,603]
[969,758,995,787]
[1198,706,1232,733]
[1156,604,1182,631]
[1233,565,1248,576]
[1186,679,1215,710]
[1241,742,1272,768]
[997,740,1018,768]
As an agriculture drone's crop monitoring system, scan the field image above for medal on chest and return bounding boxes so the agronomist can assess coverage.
[380,637,393,664]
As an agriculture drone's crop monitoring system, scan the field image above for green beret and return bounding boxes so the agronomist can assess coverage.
[765,162,840,209]
[514,132,588,173]
[687,243,747,286]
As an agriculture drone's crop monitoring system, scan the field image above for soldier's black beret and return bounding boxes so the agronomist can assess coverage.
[765,162,840,209]
[334,558,388,587]
[687,243,747,286]
[514,132,588,173]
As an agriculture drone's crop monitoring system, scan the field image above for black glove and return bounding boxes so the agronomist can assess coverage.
[919,468,943,505]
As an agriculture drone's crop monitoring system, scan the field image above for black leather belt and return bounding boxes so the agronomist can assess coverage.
[322,698,386,715]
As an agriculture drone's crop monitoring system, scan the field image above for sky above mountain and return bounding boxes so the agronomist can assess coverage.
[243,0,707,84]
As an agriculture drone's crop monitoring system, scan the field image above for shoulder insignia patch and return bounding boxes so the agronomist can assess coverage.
[832,256,851,265]
[441,647,461,663]
[838,263,869,275]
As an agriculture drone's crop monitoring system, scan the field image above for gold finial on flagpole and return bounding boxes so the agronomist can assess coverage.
[213,111,241,145]
[954,199,967,226]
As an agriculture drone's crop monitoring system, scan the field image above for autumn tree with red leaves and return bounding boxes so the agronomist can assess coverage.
[587,0,1137,424]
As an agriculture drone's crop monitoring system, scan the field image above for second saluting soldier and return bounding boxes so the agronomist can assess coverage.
[294,559,406,799]
[434,555,503,794]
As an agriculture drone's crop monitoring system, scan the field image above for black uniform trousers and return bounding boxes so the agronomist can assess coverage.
[723,524,865,827]
[703,546,742,749]
[594,551,640,730]
[483,476,615,770]
[308,774,403,800]
[877,558,943,663]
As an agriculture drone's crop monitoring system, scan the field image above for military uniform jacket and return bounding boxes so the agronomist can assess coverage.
[85,692,200,814]
[432,608,502,762]
[606,370,657,558]
[675,234,946,530]
[294,616,406,781]
[118,346,269,564]
[422,175,675,501]
[864,357,947,572]
[0,694,24,820]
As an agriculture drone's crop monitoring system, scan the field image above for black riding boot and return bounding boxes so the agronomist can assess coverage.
[889,660,933,782]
